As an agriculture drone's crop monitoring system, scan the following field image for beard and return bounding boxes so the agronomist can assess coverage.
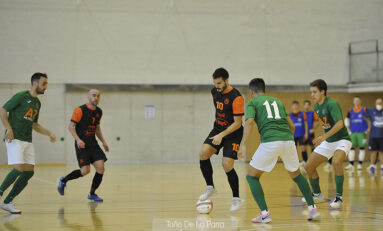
[217,83,227,93]
[36,87,45,94]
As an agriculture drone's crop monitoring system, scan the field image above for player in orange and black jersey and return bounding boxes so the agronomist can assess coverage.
[57,89,109,202]
[199,68,245,212]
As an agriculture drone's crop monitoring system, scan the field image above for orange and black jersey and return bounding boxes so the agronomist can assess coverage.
[211,87,244,139]
[71,104,103,145]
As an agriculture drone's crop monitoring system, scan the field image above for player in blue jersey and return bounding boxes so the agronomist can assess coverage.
[289,101,308,166]
[344,96,368,171]
[364,98,383,175]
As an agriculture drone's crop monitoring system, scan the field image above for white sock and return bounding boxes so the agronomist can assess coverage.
[348,150,355,162]
[359,150,365,162]
[308,205,317,210]
[261,210,269,216]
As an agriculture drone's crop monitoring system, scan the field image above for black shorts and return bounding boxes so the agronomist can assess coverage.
[294,137,304,146]
[203,129,242,160]
[303,135,315,146]
[369,138,383,152]
[75,142,107,168]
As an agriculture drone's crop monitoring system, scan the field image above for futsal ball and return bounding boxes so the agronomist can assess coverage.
[196,199,213,214]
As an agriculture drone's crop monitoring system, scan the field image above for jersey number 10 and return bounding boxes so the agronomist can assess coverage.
[263,101,281,119]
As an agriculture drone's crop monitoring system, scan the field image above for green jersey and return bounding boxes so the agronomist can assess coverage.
[2,90,41,142]
[246,95,294,143]
[314,97,350,142]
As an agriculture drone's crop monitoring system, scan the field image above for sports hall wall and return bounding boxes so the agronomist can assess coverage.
[1,0,383,85]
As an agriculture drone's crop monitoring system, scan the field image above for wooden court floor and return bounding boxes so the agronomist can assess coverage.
[0,162,382,231]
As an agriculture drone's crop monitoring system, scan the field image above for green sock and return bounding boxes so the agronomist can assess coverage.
[246,175,268,211]
[4,171,34,204]
[309,177,321,194]
[293,174,315,206]
[335,175,344,197]
[0,168,22,196]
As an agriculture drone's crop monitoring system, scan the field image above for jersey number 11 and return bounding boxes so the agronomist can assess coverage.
[263,101,281,119]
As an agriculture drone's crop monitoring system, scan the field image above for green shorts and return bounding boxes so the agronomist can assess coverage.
[350,132,366,147]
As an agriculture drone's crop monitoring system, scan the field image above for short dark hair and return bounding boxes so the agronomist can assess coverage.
[354,95,360,99]
[310,79,327,96]
[292,100,299,105]
[249,78,265,93]
[31,72,48,85]
[212,68,229,80]
[304,100,311,105]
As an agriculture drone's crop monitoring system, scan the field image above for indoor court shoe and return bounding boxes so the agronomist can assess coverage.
[199,186,217,201]
[357,163,362,171]
[0,202,21,214]
[251,211,272,224]
[330,196,343,208]
[88,194,103,202]
[230,197,244,212]
[57,177,66,196]
[369,165,376,175]
[307,207,320,221]
[344,164,354,171]
[302,192,324,203]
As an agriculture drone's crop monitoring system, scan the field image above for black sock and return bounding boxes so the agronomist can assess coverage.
[200,159,214,187]
[350,161,354,165]
[90,172,103,195]
[226,169,239,198]
[63,170,82,183]
[302,151,308,162]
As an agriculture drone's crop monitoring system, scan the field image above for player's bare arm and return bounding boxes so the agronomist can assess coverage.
[286,116,296,134]
[96,125,109,152]
[210,115,242,146]
[304,121,309,141]
[32,122,56,143]
[0,108,14,142]
[238,118,254,159]
[364,117,371,133]
[313,120,344,145]
[68,121,85,149]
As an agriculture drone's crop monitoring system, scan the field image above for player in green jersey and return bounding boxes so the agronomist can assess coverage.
[0,73,56,214]
[303,79,351,209]
[238,78,320,223]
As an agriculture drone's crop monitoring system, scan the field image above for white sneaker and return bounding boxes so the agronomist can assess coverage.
[230,197,244,212]
[0,202,21,214]
[308,207,320,221]
[357,163,362,171]
[251,211,272,223]
[344,164,354,171]
[302,192,324,203]
[199,186,217,201]
[329,196,343,208]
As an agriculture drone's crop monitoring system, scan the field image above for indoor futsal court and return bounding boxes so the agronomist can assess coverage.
[1,1,383,231]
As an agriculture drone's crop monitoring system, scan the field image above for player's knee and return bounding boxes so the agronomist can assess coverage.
[96,167,105,174]
[81,168,90,176]
[332,159,342,169]
[199,151,209,160]
[222,162,233,172]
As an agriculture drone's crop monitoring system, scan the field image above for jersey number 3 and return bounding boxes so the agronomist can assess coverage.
[263,101,281,119]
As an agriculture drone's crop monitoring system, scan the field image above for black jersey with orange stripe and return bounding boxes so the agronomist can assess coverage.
[70,104,103,145]
[211,87,244,139]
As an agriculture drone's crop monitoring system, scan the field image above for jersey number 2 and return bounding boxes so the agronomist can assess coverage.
[263,101,281,119]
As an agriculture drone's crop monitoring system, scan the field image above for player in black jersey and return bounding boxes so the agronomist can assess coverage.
[199,68,245,212]
[57,89,109,202]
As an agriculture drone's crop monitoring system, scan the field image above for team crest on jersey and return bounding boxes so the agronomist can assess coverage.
[224,98,230,104]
